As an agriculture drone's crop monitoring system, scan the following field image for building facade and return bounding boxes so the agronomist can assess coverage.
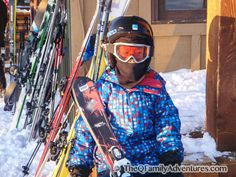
[68,0,207,72]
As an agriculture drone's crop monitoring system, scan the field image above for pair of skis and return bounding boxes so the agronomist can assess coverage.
[26,0,67,141]
[24,0,132,176]
[28,0,101,175]
[10,0,66,135]
[7,0,27,79]
[5,0,49,117]
[8,0,16,71]
[54,0,132,177]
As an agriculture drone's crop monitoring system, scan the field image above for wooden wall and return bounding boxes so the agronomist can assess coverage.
[69,0,206,72]
[206,0,236,151]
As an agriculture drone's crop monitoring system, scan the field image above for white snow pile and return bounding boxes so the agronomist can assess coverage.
[0,69,225,177]
[160,69,206,134]
[182,133,223,162]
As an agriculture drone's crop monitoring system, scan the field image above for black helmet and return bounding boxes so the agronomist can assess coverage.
[107,16,154,46]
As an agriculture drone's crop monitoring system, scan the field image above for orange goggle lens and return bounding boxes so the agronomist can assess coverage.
[113,43,152,63]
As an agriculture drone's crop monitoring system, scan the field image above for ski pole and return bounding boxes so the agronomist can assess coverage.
[94,0,112,81]
[89,0,106,79]
[22,140,43,176]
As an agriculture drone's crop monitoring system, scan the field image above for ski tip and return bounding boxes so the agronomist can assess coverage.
[74,77,91,86]
[4,82,17,104]
[72,77,92,92]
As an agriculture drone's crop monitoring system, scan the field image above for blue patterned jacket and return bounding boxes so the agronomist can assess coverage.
[68,68,184,173]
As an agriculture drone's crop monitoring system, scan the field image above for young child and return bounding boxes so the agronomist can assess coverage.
[69,16,184,177]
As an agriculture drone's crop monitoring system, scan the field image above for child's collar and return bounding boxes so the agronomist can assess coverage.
[102,68,163,90]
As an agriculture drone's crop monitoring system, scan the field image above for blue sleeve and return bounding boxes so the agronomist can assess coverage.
[154,84,184,162]
[68,116,95,169]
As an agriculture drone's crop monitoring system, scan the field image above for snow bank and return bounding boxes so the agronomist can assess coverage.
[160,69,206,134]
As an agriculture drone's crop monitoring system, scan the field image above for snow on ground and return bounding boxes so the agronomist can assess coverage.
[0,69,224,177]
[160,69,206,134]
[0,97,54,177]
[182,132,223,162]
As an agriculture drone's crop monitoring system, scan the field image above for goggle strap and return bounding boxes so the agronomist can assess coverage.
[149,46,154,57]
[103,43,114,54]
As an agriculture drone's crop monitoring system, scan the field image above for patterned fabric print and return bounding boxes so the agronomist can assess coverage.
[95,69,184,170]
[68,68,184,173]
[68,116,95,169]
[94,146,112,172]
[154,85,184,159]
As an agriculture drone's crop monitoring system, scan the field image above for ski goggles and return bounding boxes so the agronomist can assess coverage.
[102,42,154,63]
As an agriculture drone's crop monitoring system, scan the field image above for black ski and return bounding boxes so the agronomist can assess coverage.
[72,77,131,177]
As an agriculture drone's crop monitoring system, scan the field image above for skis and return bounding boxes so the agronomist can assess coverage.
[8,0,15,70]
[26,0,131,176]
[27,0,66,141]
[4,0,48,115]
[9,0,59,129]
[51,0,131,176]
[31,0,100,176]
[72,77,131,177]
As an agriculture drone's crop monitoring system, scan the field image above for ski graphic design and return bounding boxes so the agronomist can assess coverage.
[72,77,131,177]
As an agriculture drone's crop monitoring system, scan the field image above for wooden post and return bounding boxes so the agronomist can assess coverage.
[206,0,236,151]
